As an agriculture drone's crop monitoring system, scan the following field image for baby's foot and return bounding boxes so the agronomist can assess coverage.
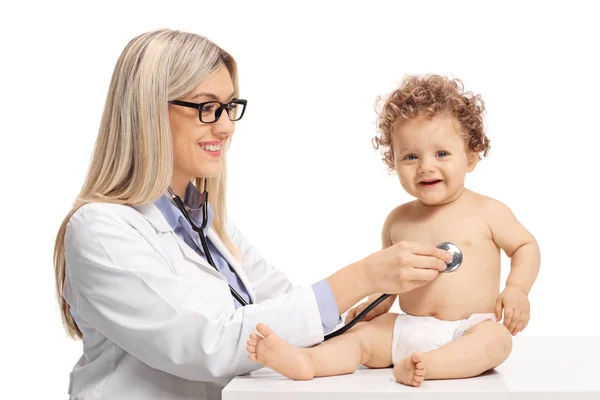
[393,352,426,387]
[246,323,315,380]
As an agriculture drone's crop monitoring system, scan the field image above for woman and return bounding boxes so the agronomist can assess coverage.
[54,29,451,400]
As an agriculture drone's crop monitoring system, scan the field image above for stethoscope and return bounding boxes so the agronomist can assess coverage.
[167,183,249,307]
[167,182,463,340]
[324,241,462,340]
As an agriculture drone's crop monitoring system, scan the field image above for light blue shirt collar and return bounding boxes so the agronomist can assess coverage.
[154,182,214,234]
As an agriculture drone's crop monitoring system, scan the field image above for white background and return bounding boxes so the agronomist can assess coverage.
[1,0,599,398]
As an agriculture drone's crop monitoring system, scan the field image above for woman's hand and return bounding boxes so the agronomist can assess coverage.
[344,293,397,324]
[365,241,452,295]
[327,241,451,315]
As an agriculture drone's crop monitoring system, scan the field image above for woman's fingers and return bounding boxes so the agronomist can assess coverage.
[372,241,453,295]
[405,242,452,263]
[346,299,389,323]
[359,306,384,322]
[394,242,449,271]
[345,302,367,323]
[410,255,448,271]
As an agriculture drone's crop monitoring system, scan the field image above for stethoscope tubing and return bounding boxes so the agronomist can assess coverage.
[168,186,249,307]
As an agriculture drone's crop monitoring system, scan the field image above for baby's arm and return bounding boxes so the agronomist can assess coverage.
[487,199,540,292]
[487,198,540,334]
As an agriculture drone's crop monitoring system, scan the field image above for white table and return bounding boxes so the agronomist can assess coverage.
[223,336,600,399]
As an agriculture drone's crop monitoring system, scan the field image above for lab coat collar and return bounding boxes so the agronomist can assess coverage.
[134,202,229,278]
[133,202,173,233]
[133,201,256,304]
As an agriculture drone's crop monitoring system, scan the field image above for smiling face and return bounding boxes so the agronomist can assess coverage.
[392,113,477,206]
[168,66,236,194]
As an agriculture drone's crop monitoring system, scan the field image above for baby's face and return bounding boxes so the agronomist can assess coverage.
[392,113,476,205]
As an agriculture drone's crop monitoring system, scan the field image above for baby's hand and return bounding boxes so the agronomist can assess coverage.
[495,285,530,336]
[345,294,396,324]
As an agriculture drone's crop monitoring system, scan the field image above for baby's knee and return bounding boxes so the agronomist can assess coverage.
[485,322,513,363]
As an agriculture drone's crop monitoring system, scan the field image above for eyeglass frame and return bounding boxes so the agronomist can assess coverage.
[168,98,248,123]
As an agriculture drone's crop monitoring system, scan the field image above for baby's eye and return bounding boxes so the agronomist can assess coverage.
[436,151,448,157]
[405,154,418,161]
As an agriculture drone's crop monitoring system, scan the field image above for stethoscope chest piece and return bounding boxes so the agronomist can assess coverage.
[437,241,463,272]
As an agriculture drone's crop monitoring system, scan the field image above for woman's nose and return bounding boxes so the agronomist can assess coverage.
[212,110,235,137]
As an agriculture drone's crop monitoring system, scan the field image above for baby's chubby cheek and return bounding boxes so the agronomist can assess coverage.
[397,175,413,192]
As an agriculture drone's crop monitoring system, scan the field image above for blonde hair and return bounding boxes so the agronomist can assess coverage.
[54,29,240,339]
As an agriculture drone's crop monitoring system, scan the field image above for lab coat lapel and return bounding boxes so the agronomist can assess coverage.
[170,232,227,281]
[207,228,256,304]
[134,203,226,281]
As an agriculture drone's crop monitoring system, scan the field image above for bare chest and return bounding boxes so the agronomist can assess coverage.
[390,210,497,266]
[391,208,501,317]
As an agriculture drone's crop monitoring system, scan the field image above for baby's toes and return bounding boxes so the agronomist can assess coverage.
[256,323,274,337]
[249,333,261,341]
[413,375,423,386]
[411,352,423,365]
[247,341,257,353]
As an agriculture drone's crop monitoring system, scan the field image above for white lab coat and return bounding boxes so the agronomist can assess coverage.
[63,201,326,400]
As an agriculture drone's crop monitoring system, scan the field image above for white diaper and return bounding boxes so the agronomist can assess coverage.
[391,313,496,365]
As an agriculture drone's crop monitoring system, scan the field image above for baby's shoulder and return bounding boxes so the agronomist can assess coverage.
[463,189,512,216]
[384,201,418,225]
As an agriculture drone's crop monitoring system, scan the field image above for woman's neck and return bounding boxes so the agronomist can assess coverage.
[170,176,190,199]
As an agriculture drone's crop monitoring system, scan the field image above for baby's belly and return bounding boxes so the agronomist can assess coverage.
[398,263,501,320]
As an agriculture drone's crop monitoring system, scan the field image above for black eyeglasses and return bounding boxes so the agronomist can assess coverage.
[168,99,247,123]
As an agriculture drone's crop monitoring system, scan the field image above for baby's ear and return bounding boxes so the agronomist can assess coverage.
[467,152,478,172]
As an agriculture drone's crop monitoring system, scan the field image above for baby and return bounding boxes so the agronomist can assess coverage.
[246,75,540,386]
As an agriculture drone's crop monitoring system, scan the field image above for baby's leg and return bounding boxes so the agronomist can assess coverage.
[247,313,397,380]
[393,320,512,386]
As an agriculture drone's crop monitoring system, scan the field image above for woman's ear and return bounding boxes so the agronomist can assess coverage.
[467,152,478,172]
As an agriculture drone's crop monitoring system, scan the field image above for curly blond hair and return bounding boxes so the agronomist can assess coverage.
[373,74,490,171]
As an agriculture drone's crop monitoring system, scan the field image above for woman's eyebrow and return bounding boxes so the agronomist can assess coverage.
[190,91,235,101]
